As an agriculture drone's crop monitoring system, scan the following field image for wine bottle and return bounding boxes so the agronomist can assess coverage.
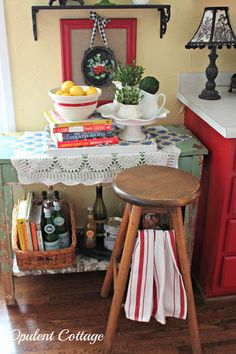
[84,206,96,249]
[53,200,70,248]
[53,190,60,201]
[93,184,107,246]
[43,208,60,251]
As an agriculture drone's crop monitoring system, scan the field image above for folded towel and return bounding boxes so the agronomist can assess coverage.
[124,230,187,324]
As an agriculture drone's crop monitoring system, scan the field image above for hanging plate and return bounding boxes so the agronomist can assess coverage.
[81,46,116,87]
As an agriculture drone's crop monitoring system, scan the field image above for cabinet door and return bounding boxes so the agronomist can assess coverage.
[220,256,236,288]
[225,220,236,253]
[229,178,236,214]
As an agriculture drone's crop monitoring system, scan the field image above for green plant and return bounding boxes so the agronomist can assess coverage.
[115,86,142,105]
[113,61,145,87]
[139,76,160,94]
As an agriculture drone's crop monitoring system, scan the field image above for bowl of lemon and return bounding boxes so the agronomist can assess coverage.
[48,81,102,121]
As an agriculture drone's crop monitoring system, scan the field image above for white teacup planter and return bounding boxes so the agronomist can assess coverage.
[117,102,144,120]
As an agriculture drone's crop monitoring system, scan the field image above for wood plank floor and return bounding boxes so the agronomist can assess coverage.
[0,272,236,354]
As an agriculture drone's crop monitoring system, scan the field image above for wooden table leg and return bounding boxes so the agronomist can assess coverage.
[101,203,130,298]
[0,180,16,305]
[171,207,202,354]
[103,205,142,354]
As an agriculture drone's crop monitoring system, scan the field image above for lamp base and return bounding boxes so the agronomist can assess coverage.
[199,89,221,100]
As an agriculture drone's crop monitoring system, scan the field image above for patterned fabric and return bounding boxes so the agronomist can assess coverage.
[11,126,191,186]
[125,230,187,324]
[186,8,236,48]
[90,11,110,49]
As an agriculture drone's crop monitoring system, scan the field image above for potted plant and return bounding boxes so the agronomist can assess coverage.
[113,61,145,88]
[115,86,144,119]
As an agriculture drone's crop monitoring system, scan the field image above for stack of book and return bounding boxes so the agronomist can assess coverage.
[16,192,44,252]
[44,110,119,148]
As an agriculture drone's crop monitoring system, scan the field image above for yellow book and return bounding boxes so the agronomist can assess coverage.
[17,200,30,251]
[44,110,112,128]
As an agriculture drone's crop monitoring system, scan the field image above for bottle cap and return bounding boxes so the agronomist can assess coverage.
[87,206,94,215]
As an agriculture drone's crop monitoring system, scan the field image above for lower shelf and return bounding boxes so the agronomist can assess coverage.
[13,250,109,277]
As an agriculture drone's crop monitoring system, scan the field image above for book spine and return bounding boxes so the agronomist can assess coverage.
[53,124,113,133]
[57,136,119,148]
[17,222,27,251]
[17,222,30,251]
[30,223,39,251]
[26,220,33,251]
[61,131,114,141]
[36,227,44,251]
[45,111,112,127]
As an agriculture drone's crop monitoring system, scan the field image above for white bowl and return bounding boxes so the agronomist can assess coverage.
[48,86,102,121]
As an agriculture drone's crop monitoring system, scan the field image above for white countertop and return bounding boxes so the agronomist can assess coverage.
[177,72,236,138]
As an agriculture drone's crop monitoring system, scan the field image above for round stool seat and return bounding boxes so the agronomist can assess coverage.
[112,165,200,208]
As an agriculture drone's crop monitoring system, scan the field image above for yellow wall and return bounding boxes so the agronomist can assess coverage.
[4,0,236,226]
[4,0,236,131]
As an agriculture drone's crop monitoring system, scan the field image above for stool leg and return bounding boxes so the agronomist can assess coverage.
[103,205,142,354]
[171,207,202,354]
[101,203,131,298]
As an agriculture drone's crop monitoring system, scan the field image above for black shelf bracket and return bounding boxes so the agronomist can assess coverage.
[31,4,171,41]
[158,6,171,38]
[32,7,39,41]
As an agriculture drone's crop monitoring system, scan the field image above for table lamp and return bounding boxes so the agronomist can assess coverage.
[186,7,236,100]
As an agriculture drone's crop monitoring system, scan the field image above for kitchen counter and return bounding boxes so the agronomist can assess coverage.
[177,72,236,138]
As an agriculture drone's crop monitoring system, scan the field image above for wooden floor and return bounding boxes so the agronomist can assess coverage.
[1,272,236,354]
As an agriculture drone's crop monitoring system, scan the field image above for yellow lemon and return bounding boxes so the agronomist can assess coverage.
[86,86,97,95]
[62,93,71,96]
[55,89,64,96]
[70,85,84,96]
[61,80,74,93]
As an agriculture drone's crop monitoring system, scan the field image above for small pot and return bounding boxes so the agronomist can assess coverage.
[117,102,144,120]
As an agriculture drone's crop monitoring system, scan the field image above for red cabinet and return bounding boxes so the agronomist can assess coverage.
[185,107,236,297]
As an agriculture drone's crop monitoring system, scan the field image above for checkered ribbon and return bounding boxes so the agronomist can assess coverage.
[90,11,110,49]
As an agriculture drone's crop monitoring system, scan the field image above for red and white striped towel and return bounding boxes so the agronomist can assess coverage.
[124,230,187,324]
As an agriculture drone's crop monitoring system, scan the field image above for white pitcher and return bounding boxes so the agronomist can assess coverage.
[140,90,166,119]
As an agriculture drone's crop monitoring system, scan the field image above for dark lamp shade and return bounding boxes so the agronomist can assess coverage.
[186,7,236,49]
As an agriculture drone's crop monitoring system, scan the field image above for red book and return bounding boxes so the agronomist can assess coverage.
[30,222,39,251]
[53,124,113,134]
[52,135,119,148]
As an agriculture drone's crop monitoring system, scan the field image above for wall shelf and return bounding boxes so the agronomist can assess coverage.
[31,4,171,40]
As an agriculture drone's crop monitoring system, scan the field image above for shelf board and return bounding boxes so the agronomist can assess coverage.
[31,4,171,40]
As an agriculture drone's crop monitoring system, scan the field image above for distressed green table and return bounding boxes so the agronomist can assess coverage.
[0,126,208,306]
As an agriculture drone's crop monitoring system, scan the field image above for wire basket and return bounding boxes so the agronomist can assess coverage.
[12,200,77,271]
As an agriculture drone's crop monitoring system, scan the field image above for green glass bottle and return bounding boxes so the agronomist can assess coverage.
[93,184,107,247]
[53,200,71,248]
[43,208,60,251]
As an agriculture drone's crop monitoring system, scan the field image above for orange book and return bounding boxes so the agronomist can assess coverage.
[30,221,39,251]
[30,205,44,251]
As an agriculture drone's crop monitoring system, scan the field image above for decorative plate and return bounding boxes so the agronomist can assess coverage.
[81,46,116,87]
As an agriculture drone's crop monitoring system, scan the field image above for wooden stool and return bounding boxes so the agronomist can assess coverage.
[101,165,202,354]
